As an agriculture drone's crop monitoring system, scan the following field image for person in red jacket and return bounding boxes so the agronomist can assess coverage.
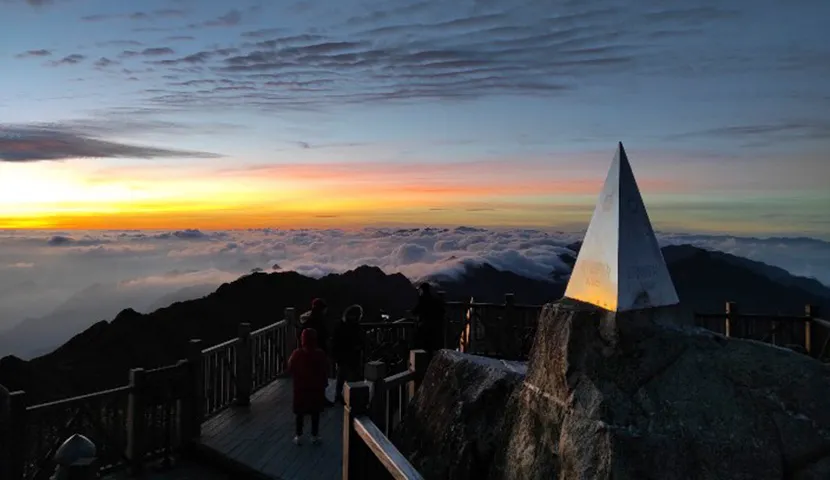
[287,328,329,445]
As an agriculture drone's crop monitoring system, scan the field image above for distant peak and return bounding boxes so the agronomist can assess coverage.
[113,308,142,323]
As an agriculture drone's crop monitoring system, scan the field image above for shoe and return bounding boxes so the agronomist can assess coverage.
[293,435,302,445]
[311,436,321,445]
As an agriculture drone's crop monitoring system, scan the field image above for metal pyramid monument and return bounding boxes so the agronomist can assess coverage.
[564,142,679,312]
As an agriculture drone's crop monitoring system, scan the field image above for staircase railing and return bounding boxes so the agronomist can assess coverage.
[1,307,298,480]
[343,349,429,480]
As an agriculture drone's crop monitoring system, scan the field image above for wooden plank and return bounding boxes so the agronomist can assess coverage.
[198,378,344,480]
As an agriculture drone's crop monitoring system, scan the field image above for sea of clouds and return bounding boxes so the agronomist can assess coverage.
[1,227,829,358]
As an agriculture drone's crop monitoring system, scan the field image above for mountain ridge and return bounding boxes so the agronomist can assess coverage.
[0,244,828,403]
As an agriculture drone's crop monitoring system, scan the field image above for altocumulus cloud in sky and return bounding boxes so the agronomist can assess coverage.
[1,0,829,162]
[0,0,829,238]
[1,227,829,357]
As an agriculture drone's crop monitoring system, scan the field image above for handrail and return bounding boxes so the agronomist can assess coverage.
[383,370,415,389]
[145,362,183,375]
[449,299,827,361]
[361,321,417,328]
[353,416,425,480]
[812,317,830,328]
[445,300,540,309]
[251,318,287,336]
[25,385,133,411]
[344,354,429,480]
[695,312,808,321]
[201,336,239,355]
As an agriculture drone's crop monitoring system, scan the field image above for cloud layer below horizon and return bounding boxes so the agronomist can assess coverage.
[1,227,829,358]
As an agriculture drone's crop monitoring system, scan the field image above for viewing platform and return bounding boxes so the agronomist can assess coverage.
[2,299,827,480]
[199,378,344,479]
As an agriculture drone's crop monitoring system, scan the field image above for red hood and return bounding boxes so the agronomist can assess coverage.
[301,328,318,349]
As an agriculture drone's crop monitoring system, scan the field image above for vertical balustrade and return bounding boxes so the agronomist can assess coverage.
[187,339,204,436]
[284,307,296,366]
[805,305,821,358]
[236,323,252,407]
[10,390,25,480]
[725,301,738,338]
[174,359,189,449]
[126,368,146,475]
[503,293,516,358]
[0,385,9,480]
[1,386,26,480]
[436,290,447,349]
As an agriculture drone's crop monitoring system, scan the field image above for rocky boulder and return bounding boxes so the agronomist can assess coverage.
[395,349,525,479]
[492,300,830,480]
[397,301,830,479]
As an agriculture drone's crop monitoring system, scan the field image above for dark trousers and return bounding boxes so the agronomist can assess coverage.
[335,362,361,400]
[295,413,320,436]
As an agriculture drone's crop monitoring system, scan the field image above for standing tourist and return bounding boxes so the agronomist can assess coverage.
[287,328,328,445]
[331,304,366,404]
[412,283,445,353]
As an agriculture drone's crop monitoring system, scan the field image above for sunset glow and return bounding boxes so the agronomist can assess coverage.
[0,0,828,238]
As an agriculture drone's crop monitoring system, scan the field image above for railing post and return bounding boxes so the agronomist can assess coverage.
[503,293,516,358]
[8,390,26,480]
[174,359,190,449]
[343,382,371,480]
[187,339,204,439]
[284,307,296,365]
[236,323,252,407]
[461,296,475,353]
[126,368,146,474]
[436,290,447,349]
[0,385,9,480]
[364,361,388,435]
[409,350,429,399]
[725,301,738,337]
[805,305,820,357]
[1,385,23,480]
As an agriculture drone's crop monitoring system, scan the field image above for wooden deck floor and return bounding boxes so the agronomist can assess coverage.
[200,378,343,480]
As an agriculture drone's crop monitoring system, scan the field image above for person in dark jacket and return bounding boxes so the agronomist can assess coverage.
[331,304,366,404]
[298,298,329,353]
[287,328,329,445]
[412,283,445,352]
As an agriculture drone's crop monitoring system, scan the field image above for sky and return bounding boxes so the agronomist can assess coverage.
[0,0,828,237]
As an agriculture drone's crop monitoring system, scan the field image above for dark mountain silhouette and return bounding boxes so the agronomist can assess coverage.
[0,266,417,401]
[429,263,564,304]
[561,242,829,314]
[662,245,829,314]
[1,247,828,403]
[0,281,221,360]
[146,284,218,313]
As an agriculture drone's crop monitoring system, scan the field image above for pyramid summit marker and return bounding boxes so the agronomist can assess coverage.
[564,142,679,312]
